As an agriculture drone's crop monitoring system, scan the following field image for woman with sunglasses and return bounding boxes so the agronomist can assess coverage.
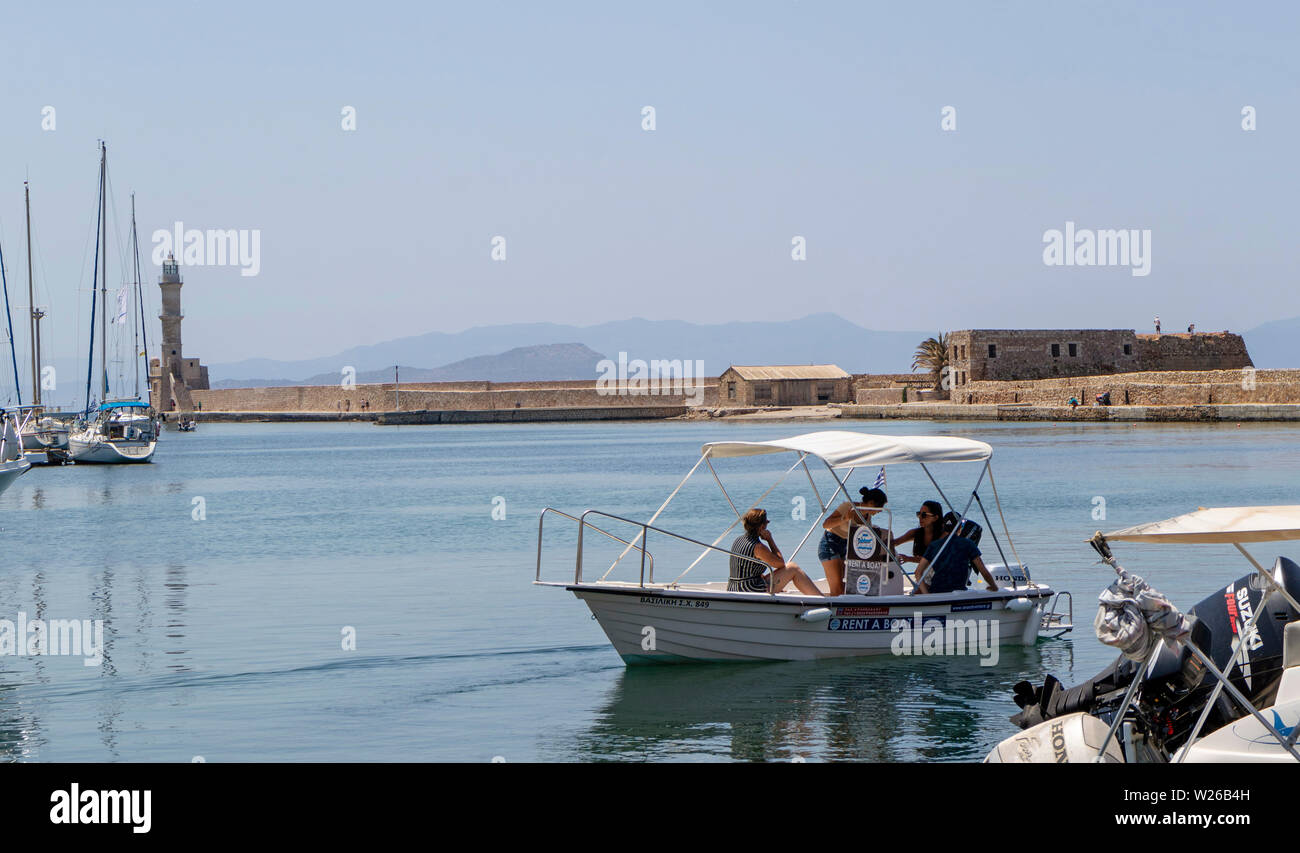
[893,500,944,565]
[728,508,824,596]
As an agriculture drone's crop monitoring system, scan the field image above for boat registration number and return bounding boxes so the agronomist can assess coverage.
[638,596,710,609]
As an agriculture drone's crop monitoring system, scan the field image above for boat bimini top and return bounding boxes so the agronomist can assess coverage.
[702,431,991,467]
[1102,505,1300,545]
[537,429,1036,597]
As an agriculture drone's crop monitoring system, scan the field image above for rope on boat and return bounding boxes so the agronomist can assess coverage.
[986,464,1029,581]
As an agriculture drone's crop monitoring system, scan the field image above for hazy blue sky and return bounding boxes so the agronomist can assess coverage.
[0,1,1295,372]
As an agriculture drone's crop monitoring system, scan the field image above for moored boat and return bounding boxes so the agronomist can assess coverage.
[67,400,157,464]
[987,506,1300,763]
[66,144,158,465]
[0,410,31,495]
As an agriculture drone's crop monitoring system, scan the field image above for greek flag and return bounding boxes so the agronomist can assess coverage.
[873,467,886,490]
[114,286,129,325]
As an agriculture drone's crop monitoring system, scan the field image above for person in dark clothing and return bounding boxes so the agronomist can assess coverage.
[913,516,998,594]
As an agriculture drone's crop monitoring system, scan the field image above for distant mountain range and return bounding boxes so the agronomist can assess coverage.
[212,343,609,387]
[194,312,1300,389]
[208,314,931,387]
[1242,318,1300,369]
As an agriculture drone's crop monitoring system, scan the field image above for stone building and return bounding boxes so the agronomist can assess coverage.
[719,365,851,406]
[946,329,1252,389]
[148,253,210,414]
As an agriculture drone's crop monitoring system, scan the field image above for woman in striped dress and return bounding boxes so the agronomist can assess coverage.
[728,508,824,596]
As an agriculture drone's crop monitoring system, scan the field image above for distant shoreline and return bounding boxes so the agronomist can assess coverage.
[185,402,1300,425]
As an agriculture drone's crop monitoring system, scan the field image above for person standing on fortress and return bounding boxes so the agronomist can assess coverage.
[1154,316,1161,333]
[1188,323,1195,334]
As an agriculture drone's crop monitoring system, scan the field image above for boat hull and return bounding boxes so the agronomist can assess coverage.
[572,585,1052,664]
[0,457,31,497]
[67,436,156,464]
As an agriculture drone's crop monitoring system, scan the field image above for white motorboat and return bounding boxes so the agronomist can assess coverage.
[0,410,32,496]
[67,400,158,464]
[536,430,1072,664]
[987,506,1300,763]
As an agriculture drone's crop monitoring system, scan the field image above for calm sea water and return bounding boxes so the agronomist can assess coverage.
[1,419,1297,762]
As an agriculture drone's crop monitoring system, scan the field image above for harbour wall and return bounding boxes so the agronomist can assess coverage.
[190,381,720,413]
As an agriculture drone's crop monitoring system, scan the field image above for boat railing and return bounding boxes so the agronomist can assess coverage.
[536,508,655,584]
[575,509,764,588]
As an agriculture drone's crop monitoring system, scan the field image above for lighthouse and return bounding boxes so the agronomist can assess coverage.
[148,253,209,414]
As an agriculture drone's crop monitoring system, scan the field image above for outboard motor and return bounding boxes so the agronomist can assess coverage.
[1008,558,1300,759]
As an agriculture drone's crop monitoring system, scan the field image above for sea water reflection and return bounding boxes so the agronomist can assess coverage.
[562,641,1076,762]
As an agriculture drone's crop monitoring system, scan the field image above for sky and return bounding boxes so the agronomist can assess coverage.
[0,0,1296,379]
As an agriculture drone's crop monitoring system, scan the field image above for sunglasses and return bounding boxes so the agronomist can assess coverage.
[916,511,935,518]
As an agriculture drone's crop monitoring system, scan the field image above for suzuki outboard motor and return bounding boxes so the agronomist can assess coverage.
[1010,557,1300,759]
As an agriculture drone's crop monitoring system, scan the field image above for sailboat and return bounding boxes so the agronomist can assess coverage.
[1,237,32,486]
[66,143,158,465]
[0,409,31,496]
[7,181,72,463]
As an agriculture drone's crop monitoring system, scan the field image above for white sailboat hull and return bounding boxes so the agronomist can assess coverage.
[0,457,31,496]
[67,435,156,464]
[572,584,1051,664]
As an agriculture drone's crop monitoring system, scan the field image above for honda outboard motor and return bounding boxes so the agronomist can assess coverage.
[1010,558,1300,759]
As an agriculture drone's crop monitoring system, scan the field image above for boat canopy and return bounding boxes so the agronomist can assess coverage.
[702,431,992,468]
[98,401,149,410]
[1104,505,1300,544]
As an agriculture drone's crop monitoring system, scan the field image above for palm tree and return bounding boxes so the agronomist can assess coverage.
[912,333,951,391]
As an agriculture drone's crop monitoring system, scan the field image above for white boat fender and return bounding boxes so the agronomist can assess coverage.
[798,607,833,623]
[1005,597,1034,612]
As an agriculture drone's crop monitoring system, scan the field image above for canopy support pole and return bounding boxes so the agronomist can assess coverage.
[914,463,986,589]
[915,462,986,589]
[972,491,1014,588]
[1174,543,1300,761]
[598,451,706,582]
[799,456,827,514]
[706,455,740,519]
[672,455,805,584]
[820,460,910,591]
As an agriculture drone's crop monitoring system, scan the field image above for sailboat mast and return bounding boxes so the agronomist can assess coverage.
[131,193,139,397]
[26,182,42,407]
[99,143,108,403]
[0,227,18,406]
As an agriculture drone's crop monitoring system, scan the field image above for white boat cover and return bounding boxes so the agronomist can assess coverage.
[1104,506,1300,544]
[702,431,992,468]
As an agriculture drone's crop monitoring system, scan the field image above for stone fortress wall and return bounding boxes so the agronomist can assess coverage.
[955,367,1300,406]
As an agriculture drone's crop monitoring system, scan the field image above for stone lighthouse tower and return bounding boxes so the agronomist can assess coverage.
[148,253,209,414]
